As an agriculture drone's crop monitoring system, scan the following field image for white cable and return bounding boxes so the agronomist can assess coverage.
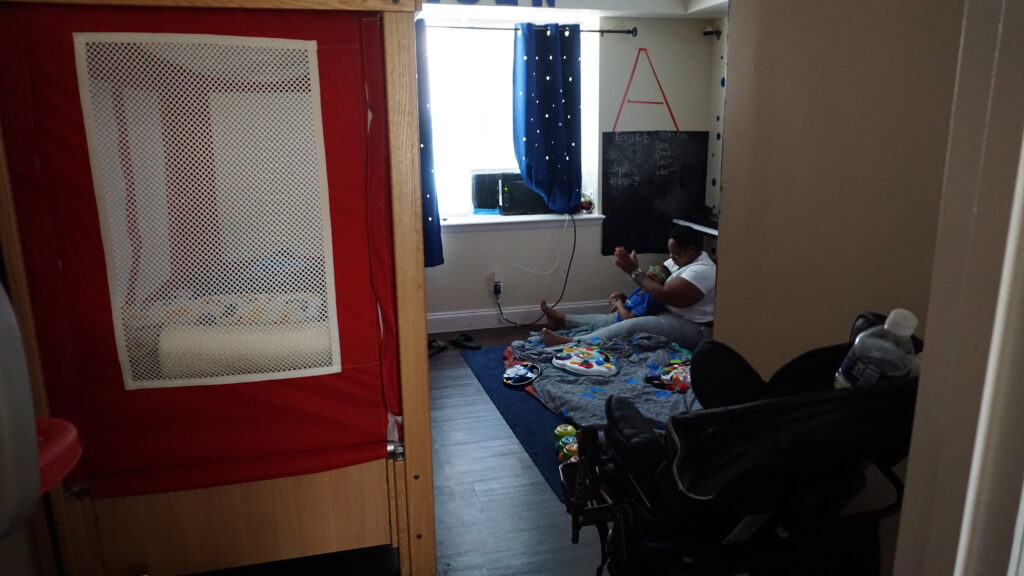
[507,214,571,275]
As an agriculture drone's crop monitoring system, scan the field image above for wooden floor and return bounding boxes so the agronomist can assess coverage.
[429,328,601,576]
[202,327,602,576]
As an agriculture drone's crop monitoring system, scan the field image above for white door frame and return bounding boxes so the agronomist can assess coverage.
[894,1,1024,573]
[955,126,1024,575]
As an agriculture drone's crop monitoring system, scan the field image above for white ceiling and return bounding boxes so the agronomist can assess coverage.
[419,0,728,21]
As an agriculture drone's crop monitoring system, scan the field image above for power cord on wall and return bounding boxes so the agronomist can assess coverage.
[507,215,572,276]
[495,213,577,327]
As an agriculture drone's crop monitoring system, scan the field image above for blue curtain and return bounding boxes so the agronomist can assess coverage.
[416,19,444,267]
[513,23,582,214]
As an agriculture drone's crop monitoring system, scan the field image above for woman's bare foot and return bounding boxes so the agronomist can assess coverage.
[542,328,574,347]
[539,299,566,330]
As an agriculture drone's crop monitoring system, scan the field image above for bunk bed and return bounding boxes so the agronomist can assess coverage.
[0,1,434,574]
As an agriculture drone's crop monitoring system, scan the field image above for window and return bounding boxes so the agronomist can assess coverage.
[423,12,599,219]
[426,27,517,216]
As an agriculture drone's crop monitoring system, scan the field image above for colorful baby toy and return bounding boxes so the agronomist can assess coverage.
[554,424,580,462]
[644,358,692,393]
[552,345,618,376]
[553,424,577,444]
[560,442,579,463]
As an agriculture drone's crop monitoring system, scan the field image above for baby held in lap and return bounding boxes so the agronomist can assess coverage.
[539,264,671,334]
[539,224,716,350]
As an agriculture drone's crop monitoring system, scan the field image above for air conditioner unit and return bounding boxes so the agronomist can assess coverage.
[470,170,502,213]
[499,173,551,216]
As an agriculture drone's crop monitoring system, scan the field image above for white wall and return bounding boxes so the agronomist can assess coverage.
[426,218,623,332]
[426,16,722,332]
[598,18,713,133]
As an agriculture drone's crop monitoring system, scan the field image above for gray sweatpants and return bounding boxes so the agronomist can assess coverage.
[564,311,712,352]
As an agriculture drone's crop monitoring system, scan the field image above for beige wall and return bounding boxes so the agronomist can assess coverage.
[715,0,965,375]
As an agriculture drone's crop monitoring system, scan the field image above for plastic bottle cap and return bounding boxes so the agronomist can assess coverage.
[885,308,918,338]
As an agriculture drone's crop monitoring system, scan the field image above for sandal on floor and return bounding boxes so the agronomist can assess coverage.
[448,333,482,350]
[428,339,448,357]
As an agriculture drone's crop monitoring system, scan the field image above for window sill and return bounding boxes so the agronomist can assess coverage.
[440,212,604,233]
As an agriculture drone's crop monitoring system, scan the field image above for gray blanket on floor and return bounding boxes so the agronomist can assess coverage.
[511,332,703,428]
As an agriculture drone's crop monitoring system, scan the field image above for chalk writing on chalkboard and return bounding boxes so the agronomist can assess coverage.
[601,131,709,255]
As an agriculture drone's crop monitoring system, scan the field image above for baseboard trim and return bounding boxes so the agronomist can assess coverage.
[427,300,609,334]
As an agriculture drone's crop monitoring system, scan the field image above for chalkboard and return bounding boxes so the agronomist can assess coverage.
[601,131,709,255]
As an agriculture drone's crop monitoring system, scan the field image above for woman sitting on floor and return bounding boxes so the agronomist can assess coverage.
[540,225,716,351]
[540,263,670,332]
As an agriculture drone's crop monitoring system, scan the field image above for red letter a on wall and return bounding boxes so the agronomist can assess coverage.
[612,48,679,132]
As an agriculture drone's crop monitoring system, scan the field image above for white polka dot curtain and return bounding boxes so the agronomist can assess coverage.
[512,23,582,214]
[415,20,443,267]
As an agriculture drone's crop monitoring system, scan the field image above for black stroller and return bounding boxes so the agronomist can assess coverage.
[561,315,920,576]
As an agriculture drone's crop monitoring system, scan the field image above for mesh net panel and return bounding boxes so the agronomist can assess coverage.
[74,33,340,389]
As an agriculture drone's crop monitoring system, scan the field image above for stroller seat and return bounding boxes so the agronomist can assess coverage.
[562,331,918,576]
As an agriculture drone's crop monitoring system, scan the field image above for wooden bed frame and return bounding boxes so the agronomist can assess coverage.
[0,1,435,574]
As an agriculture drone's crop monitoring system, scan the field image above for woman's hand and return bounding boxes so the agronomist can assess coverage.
[613,247,639,276]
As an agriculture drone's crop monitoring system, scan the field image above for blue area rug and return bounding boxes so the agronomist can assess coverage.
[460,346,568,502]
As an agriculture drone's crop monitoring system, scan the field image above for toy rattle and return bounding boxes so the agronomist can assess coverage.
[503,363,541,388]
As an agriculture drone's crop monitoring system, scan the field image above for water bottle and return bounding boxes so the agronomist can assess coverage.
[834,308,918,388]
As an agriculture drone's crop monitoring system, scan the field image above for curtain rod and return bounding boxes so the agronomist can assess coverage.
[425,24,638,37]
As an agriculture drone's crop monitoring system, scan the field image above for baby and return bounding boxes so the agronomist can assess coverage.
[539,264,671,331]
[608,264,671,321]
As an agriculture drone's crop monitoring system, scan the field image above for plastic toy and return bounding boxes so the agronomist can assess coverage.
[660,364,691,393]
[552,345,618,376]
[644,360,692,393]
[558,435,577,452]
[559,442,578,462]
[553,424,577,445]
[502,363,541,388]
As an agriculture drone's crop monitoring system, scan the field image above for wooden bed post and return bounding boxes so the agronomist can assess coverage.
[383,10,437,576]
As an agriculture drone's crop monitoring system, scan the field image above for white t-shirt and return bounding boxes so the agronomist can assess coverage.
[664,251,716,323]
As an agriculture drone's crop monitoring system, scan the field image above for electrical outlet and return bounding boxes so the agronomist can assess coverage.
[491,270,503,296]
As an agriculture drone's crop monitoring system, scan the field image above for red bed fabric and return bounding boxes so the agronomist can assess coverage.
[0,4,400,497]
